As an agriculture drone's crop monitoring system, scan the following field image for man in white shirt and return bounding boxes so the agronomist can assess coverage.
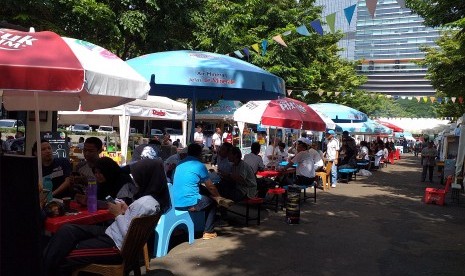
[211,128,222,165]
[263,137,280,167]
[309,142,324,172]
[281,141,315,185]
[193,126,204,147]
[243,142,265,174]
[325,130,340,188]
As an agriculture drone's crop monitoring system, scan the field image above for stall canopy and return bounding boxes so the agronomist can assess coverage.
[309,103,368,123]
[394,132,416,141]
[195,100,242,121]
[376,120,404,132]
[58,96,187,164]
[335,119,393,135]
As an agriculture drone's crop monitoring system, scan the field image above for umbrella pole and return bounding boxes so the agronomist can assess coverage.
[34,92,43,181]
[190,91,197,144]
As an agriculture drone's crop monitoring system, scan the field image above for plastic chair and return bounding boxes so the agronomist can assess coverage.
[153,183,204,258]
[424,175,453,206]
[71,213,161,276]
[315,162,333,191]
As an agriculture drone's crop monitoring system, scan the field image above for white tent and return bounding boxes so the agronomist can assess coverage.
[58,96,187,164]
[377,117,450,134]
[455,114,465,182]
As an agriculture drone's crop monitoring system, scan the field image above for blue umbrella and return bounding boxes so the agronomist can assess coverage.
[335,119,393,135]
[127,50,285,141]
[196,100,243,121]
[309,103,368,123]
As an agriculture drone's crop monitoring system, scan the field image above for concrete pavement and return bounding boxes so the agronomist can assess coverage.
[145,154,465,276]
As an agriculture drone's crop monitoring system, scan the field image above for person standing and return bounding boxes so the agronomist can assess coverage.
[193,126,204,147]
[324,130,339,188]
[211,128,223,166]
[421,141,438,183]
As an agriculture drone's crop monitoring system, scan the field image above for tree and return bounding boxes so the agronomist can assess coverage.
[191,0,365,102]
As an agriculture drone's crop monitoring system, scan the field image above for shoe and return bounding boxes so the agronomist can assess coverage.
[331,184,337,188]
[202,232,218,240]
[214,197,234,209]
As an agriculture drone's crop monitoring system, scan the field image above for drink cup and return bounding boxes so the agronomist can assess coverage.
[62,197,71,211]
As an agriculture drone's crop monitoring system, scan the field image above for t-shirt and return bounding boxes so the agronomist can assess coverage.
[194,132,204,145]
[263,145,278,166]
[232,161,257,198]
[291,150,315,178]
[172,156,210,208]
[217,155,233,173]
[326,138,340,161]
[212,133,222,147]
[308,148,324,168]
[243,153,265,173]
[43,158,72,198]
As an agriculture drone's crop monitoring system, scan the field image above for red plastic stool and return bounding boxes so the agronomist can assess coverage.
[266,187,286,212]
[226,197,264,226]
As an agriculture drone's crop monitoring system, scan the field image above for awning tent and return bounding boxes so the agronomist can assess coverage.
[335,119,393,135]
[58,96,187,164]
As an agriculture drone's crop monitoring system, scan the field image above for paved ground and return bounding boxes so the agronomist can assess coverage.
[145,154,465,276]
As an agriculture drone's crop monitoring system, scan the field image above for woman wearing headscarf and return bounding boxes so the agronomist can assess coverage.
[43,159,170,276]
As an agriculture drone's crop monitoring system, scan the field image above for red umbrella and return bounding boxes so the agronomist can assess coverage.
[376,120,404,132]
[234,98,326,131]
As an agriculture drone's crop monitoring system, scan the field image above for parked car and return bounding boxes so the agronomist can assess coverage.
[150,128,164,139]
[163,128,183,135]
[96,125,115,134]
[0,119,24,128]
[71,124,92,133]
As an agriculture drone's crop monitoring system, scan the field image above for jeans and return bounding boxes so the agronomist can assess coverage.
[422,166,434,182]
[177,195,216,233]
[331,161,338,185]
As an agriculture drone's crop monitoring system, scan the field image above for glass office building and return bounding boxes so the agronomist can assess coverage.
[316,0,440,96]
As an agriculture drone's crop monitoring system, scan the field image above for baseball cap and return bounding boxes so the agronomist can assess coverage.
[326,130,336,135]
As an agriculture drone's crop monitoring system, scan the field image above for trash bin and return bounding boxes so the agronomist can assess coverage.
[286,184,301,224]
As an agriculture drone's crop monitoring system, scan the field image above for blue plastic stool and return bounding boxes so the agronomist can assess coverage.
[338,168,357,182]
[153,184,205,258]
[283,181,316,203]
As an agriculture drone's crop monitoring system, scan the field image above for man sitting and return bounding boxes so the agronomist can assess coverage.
[281,141,315,186]
[243,142,265,174]
[217,146,258,202]
[172,143,232,240]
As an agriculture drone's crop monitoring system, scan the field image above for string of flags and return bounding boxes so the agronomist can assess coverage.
[285,88,464,104]
[227,0,407,58]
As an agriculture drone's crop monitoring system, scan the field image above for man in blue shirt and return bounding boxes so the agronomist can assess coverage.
[172,143,232,240]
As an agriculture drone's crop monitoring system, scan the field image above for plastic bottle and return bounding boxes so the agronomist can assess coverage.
[42,176,53,202]
[87,176,98,213]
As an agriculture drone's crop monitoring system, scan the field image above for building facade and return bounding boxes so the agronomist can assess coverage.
[316,0,440,96]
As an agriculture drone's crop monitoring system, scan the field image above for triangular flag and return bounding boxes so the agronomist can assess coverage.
[401,96,406,99]
[451,97,457,103]
[370,94,376,98]
[327,92,333,96]
[310,19,324,35]
[430,96,436,103]
[407,96,413,100]
[234,50,244,58]
[251,43,260,53]
[287,89,293,96]
[261,40,268,56]
[386,95,392,98]
[326,13,336,33]
[272,35,288,47]
[282,30,292,36]
[302,90,309,97]
[423,96,428,103]
[344,4,357,25]
[415,96,421,102]
[243,47,250,58]
[444,97,449,103]
[318,91,324,96]
[296,24,311,36]
[437,97,443,104]
[459,97,464,104]
[396,0,406,8]
[335,92,340,96]
[366,0,378,18]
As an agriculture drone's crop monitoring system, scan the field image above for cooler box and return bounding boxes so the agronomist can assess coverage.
[424,188,446,206]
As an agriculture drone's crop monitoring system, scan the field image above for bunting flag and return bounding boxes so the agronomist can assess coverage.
[296,24,311,36]
[326,13,336,33]
[327,92,333,96]
[386,95,392,98]
[251,43,260,53]
[444,97,449,103]
[370,94,377,98]
[396,0,406,8]
[423,96,428,103]
[344,4,357,25]
[451,97,457,103]
[318,91,324,96]
[407,96,413,100]
[415,96,421,102]
[310,19,324,35]
[459,97,464,104]
[430,96,435,103]
[287,89,293,96]
[302,90,309,97]
[272,35,288,47]
[261,39,268,56]
[366,0,378,18]
[401,96,406,99]
[282,30,292,36]
[437,97,442,104]
[243,47,250,58]
[234,50,244,58]
[335,92,340,96]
